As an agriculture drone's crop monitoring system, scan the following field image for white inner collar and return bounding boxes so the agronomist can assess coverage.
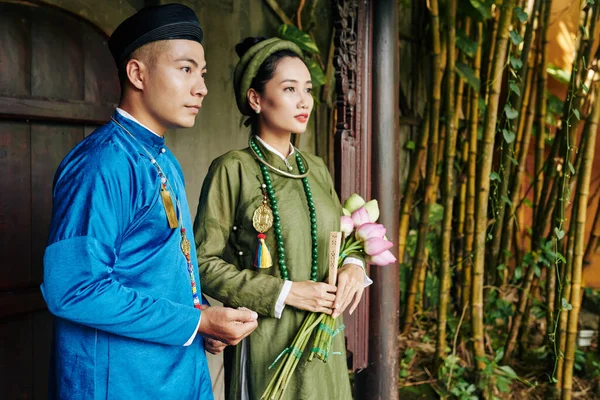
[116,108,163,138]
[254,135,295,161]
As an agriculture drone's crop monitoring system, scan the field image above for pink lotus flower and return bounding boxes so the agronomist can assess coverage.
[343,193,366,213]
[340,216,354,236]
[367,249,397,266]
[364,237,394,256]
[351,206,371,227]
[364,199,380,222]
[355,223,386,242]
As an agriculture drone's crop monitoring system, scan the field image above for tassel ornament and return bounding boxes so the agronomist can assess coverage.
[254,233,273,268]
[160,184,179,228]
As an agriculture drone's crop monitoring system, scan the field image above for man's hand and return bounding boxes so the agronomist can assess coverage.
[332,263,365,318]
[204,337,227,355]
[285,281,337,314]
[198,306,258,346]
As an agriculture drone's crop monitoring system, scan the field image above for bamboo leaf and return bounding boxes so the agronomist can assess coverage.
[306,59,327,87]
[469,0,493,19]
[278,24,320,54]
[514,7,528,22]
[554,227,565,240]
[405,140,416,151]
[582,83,590,94]
[547,64,571,84]
[534,265,541,278]
[504,105,519,120]
[509,30,524,46]
[514,266,522,280]
[573,109,581,121]
[562,297,573,311]
[501,195,512,206]
[490,171,501,181]
[523,199,533,208]
[509,56,523,70]
[568,161,576,175]
[502,129,516,144]
[499,365,518,378]
[508,155,519,166]
[509,81,521,96]
[455,62,481,91]
[456,29,478,58]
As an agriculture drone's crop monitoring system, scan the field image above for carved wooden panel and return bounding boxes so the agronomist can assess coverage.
[333,0,372,371]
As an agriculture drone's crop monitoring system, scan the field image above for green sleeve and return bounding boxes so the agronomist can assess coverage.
[194,156,284,318]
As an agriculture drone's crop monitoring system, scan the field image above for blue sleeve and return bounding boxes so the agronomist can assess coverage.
[41,142,200,346]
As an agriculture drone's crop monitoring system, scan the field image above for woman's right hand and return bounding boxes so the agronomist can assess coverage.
[285,281,337,314]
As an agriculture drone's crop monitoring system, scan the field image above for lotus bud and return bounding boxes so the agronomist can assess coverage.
[342,208,351,216]
[344,193,366,213]
[351,206,370,227]
[340,216,354,237]
[364,199,380,222]
[364,237,394,256]
[355,223,387,242]
[367,250,397,266]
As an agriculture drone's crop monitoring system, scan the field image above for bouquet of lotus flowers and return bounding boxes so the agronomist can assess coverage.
[261,194,396,400]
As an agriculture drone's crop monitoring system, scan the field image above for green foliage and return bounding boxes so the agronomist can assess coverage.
[277,24,326,91]
[456,28,478,58]
[547,64,571,84]
[278,24,320,54]
[478,349,521,399]
[400,348,417,379]
[456,62,481,91]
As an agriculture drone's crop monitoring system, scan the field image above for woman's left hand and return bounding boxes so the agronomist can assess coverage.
[332,263,365,318]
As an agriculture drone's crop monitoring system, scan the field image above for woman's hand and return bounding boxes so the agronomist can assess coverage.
[332,263,365,318]
[285,281,338,314]
[204,337,227,355]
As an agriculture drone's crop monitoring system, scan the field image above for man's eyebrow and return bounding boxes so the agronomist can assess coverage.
[175,57,199,67]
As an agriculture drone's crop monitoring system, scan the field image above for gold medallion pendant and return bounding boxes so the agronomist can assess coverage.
[252,186,274,268]
[252,203,273,233]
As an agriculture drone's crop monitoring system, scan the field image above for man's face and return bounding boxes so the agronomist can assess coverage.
[141,40,207,131]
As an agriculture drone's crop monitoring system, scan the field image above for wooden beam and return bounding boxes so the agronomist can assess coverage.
[0,96,115,124]
[0,288,47,319]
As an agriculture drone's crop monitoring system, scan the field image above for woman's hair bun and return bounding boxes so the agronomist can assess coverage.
[235,36,268,58]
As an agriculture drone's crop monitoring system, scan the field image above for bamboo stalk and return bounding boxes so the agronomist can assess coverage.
[487,0,542,278]
[499,66,539,285]
[561,82,600,400]
[533,0,553,228]
[398,107,430,264]
[472,0,515,372]
[436,0,457,369]
[462,21,483,312]
[402,0,442,334]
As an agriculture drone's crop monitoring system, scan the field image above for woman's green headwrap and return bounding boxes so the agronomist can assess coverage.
[233,38,304,116]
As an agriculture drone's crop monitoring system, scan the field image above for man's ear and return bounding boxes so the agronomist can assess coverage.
[125,59,146,91]
[247,88,261,113]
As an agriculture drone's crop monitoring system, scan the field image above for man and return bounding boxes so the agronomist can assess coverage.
[41,4,255,399]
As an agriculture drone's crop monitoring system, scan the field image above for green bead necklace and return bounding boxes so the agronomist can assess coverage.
[250,137,319,282]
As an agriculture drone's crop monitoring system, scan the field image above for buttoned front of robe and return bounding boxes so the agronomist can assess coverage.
[194,141,353,400]
[41,111,213,400]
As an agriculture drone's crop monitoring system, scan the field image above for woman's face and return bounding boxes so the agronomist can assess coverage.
[253,57,314,135]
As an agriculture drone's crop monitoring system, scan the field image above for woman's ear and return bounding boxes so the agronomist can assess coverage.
[247,88,261,113]
[125,59,146,91]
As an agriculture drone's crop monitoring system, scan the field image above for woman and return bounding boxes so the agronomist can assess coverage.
[194,37,372,399]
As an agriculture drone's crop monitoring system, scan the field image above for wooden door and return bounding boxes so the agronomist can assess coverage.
[0,2,118,397]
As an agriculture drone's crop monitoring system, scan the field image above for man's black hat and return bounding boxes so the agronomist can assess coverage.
[108,4,203,67]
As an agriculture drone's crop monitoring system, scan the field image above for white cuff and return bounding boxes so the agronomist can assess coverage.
[343,257,373,287]
[274,280,293,319]
[184,311,202,346]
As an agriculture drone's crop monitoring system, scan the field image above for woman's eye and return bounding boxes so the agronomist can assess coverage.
[182,67,191,73]
[284,87,295,92]
[202,72,207,79]
[306,88,313,93]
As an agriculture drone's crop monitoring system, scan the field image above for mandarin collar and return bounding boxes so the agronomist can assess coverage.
[112,109,165,151]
